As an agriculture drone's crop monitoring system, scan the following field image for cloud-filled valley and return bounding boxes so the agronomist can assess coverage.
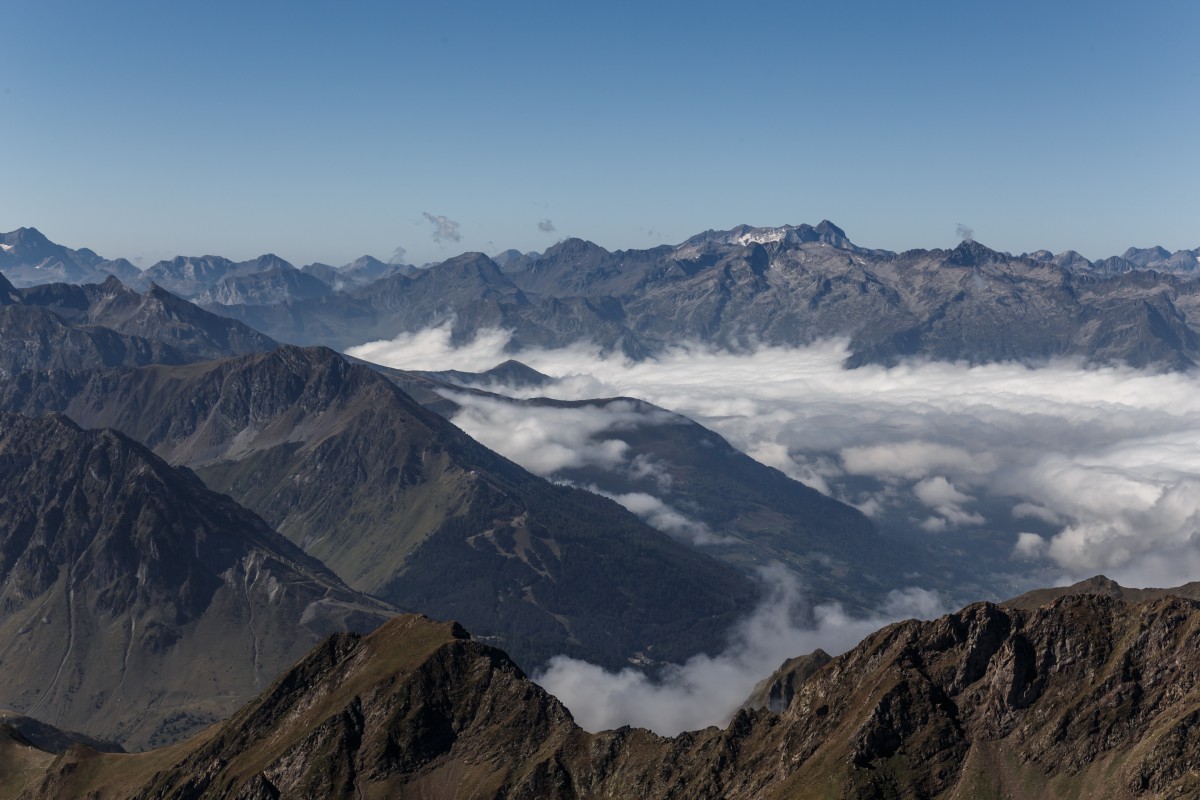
[346,325,1200,733]
[351,325,1200,591]
[534,565,945,735]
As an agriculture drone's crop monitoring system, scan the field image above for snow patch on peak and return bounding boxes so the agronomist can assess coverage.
[735,228,789,246]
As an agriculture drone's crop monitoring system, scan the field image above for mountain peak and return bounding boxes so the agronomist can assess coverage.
[543,237,609,259]
[428,251,507,283]
[947,238,1003,266]
[4,226,52,245]
[813,219,848,241]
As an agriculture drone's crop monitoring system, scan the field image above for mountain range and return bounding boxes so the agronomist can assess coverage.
[7,225,1200,369]
[4,579,1200,798]
[0,271,275,379]
[6,222,1200,795]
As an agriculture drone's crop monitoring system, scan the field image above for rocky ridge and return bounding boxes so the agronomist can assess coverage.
[10,584,1200,798]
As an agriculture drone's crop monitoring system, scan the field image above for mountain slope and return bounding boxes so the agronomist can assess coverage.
[16,275,277,360]
[0,228,140,288]
[0,275,276,380]
[378,367,918,609]
[0,304,187,379]
[0,348,756,670]
[0,413,394,750]
[17,587,1200,799]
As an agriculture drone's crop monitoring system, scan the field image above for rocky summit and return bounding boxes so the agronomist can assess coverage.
[4,585,1200,798]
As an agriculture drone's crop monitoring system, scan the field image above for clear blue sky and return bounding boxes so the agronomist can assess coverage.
[2,0,1197,267]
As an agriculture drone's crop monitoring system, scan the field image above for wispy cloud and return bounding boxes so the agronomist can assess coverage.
[422,212,462,243]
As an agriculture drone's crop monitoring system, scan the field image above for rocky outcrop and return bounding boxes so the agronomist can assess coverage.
[12,588,1200,799]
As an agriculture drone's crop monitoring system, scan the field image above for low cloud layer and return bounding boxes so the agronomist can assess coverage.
[535,564,944,735]
[442,392,729,545]
[349,326,1200,589]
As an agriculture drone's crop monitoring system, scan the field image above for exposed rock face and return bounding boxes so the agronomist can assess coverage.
[14,591,1200,799]
[0,348,756,671]
[0,413,394,751]
[742,649,832,713]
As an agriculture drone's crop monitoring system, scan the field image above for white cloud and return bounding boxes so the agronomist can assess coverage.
[348,325,1200,588]
[348,322,515,372]
[913,476,984,530]
[533,564,945,735]
[444,393,685,475]
[443,392,731,545]
[914,476,973,508]
[587,489,732,546]
[1013,532,1047,559]
[843,442,992,481]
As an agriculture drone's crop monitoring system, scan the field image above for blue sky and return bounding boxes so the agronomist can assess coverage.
[2,1,1197,266]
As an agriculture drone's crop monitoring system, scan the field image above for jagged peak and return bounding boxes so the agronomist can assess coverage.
[947,239,1004,266]
[3,226,52,245]
[813,219,848,240]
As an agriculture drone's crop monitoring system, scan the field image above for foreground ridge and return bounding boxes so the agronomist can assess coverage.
[10,586,1200,799]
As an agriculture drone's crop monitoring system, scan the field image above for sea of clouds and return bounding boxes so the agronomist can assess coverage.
[349,324,1200,731]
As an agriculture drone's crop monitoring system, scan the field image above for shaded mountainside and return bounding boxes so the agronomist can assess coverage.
[0,347,756,671]
[16,275,277,360]
[376,364,923,610]
[0,303,187,379]
[0,711,122,754]
[15,589,1200,799]
[0,413,394,751]
[0,276,276,379]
